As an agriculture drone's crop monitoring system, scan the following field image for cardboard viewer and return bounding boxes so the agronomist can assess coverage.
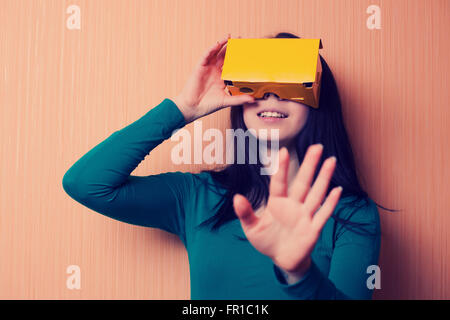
[221,38,323,109]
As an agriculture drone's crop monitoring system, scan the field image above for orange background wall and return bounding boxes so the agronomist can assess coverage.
[0,0,449,299]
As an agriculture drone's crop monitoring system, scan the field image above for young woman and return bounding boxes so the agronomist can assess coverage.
[62,32,383,300]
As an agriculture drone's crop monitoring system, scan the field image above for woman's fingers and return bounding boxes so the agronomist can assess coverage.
[269,147,289,197]
[216,40,228,67]
[199,34,230,67]
[233,193,258,230]
[311,186,343,231]
[222,92,255,106]
[303,156,337,216]
[288,144,323,202]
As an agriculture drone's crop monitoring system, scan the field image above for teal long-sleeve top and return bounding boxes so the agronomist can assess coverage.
[62,98,381,300]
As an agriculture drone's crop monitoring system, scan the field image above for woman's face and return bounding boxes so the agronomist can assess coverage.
[242,93,310,147]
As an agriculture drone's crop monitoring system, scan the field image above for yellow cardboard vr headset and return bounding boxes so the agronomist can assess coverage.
[221,38,323,109]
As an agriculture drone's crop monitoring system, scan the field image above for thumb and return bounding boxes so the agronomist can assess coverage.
[233,193,258,228]
[223,94,255,107]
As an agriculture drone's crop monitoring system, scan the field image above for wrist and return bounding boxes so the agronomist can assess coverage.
[170,96,196,123]
[279,257,312,284]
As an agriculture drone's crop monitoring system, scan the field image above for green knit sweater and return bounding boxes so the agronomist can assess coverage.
[62,98,381,300]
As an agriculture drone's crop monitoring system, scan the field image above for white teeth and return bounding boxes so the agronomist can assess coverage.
[257,111,287,118]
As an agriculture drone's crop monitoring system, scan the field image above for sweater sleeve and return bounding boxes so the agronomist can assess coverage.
[62,98,191,244]
[272,198,381,300]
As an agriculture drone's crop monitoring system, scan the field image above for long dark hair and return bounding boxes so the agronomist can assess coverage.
[195,32,398,239]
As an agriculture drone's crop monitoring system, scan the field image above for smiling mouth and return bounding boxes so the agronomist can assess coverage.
[257,111,288,118]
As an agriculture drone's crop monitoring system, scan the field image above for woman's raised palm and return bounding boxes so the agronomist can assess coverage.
[233,144,343,274]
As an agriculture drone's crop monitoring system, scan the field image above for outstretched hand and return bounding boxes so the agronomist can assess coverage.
[233,144,343,276]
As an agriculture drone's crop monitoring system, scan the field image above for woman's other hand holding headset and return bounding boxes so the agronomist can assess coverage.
[171,34,255,124]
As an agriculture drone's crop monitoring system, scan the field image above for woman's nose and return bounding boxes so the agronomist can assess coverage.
[262,92,280,100]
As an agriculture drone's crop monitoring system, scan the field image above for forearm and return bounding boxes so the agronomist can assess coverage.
[273,260,350,299]
[61,98,190,232]
[62,98,186,199]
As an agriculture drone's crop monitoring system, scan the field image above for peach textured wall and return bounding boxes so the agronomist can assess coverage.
[0,0,449,299]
